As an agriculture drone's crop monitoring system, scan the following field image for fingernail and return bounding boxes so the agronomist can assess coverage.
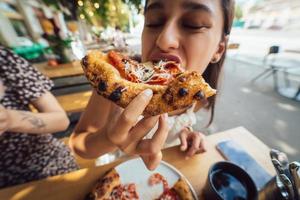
[143,89,153,97]
[185,156,190,160]
[162,113,168,119]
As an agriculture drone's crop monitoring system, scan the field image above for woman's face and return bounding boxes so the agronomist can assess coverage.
[142,0,225,74]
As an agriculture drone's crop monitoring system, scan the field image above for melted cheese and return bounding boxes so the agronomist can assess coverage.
[122,60,180,84]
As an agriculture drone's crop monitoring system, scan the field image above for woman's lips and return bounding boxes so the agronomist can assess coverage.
[149,53,182,64]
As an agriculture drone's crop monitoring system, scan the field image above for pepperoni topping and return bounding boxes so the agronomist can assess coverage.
[107,51,183,86]
[149,173,181,200]
[156,189,180,200]
[149,173,169,191]
[109,184,139,200]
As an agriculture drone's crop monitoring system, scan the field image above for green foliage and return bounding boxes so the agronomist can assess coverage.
[235,4,243,20]
[121,0,143,12]
[41,0,143,30]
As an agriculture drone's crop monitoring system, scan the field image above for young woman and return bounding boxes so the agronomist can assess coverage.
[0,46,78,188]
[70,0,235,170]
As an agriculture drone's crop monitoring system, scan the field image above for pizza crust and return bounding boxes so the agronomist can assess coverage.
[82,50,216,116]
[172,178,195,200]
[86,168,120,200]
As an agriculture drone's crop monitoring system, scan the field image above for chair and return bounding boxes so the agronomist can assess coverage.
[251,45,280,89]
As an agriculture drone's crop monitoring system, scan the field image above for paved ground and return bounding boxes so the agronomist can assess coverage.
[194,57,300,162]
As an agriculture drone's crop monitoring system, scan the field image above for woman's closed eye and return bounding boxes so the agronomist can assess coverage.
[145,22,164,28]
[145,17,166,28]
[182,23,210,30]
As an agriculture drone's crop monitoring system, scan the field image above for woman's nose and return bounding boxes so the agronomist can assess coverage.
[155,23,180,51]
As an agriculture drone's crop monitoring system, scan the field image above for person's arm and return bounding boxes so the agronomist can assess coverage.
[70,90,117,159]
[4,91,69,134]
[70,89,169,171]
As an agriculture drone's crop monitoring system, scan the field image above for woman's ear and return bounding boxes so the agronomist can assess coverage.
[210,35,229,63]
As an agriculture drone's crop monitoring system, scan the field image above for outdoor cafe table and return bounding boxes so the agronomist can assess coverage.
[34,61,84,79]
[33,61,89,90]
[0,127,276,200]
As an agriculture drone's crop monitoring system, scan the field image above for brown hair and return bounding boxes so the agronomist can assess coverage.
[144,0,235,125]
[203,0,235,125]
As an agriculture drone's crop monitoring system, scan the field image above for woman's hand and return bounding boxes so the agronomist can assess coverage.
[179,127,207,159]
[104,89,169,170]
[0,105,10,135]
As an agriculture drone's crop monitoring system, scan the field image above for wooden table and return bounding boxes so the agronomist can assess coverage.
[56,91,92,113]
[34,61,84,79]
[0,127,276,200]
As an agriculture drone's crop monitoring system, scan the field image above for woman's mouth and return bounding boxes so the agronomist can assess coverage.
[149,53,182,64]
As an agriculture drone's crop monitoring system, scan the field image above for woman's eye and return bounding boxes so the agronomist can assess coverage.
[183,24,207,30]
[145,22,164,28]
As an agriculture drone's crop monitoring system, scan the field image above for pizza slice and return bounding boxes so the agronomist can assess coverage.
[84,168,139,200]
[81,50,216,116]
[84,168,121,200]
[149,173,195,200]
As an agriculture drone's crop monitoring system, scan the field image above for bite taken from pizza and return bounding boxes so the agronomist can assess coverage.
[81,50,216,116]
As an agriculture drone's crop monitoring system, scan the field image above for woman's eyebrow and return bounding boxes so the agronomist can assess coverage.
[145,2,164,13]
[182,1,213,15]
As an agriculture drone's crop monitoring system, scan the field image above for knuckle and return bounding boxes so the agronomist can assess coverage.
[120,145,134,155]
[148,144,159,155]
[106,132,126,146]
[197,131,205,137]
[147,123,156,131]
[120,113,135,124]
[193,133,200,139]
[141,121,155,131]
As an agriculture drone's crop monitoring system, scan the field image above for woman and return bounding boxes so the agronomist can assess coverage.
[70,0,234,170]
[0,46,78,188]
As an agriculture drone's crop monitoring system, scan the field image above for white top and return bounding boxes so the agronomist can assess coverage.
[144,104,197,148]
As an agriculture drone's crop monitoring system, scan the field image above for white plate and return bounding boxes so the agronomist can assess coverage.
[115,158,198,200]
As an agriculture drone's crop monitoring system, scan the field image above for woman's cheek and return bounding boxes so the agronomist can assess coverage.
[185,46,211,73]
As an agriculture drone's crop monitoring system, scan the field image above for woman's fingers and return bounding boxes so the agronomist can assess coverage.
[197,132,207,153]
[110,89,153,145]
[151,114,169,148]
[185,133,201,158]
[120,116,159,154]
[136,114,169,155]
[117,89,153,131]
[129,116,159,141]
[141,151,162,171]
[179,128,189,151]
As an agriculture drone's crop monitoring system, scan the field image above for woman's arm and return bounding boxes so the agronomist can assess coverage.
[4,91,69,134]
[70,90,118,159]
[70,89,169,171]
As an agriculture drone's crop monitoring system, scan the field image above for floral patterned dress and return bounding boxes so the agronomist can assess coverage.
[0,46,78,189]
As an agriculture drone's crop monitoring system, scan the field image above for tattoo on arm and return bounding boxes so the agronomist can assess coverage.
[20,112,46,130]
